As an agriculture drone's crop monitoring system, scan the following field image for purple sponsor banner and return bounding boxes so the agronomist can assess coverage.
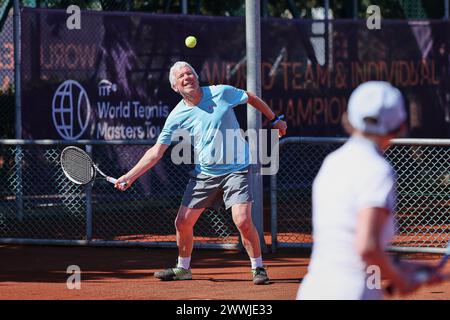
[21,8,450,139]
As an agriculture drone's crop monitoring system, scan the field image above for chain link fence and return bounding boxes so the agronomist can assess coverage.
[1,138,448,253]
[387,142,450,250]
[272,137,450,253]
[0,140,240,248]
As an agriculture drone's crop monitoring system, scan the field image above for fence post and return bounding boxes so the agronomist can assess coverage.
[13,0,20,133]
[445,0,449,19]
[270,166,278,253]
[245,0,267,253]
[13,0,23,221]
[353,0,358,19]
[85,145,93,241]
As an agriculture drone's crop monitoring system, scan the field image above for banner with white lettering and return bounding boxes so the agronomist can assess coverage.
[21,8,450,139]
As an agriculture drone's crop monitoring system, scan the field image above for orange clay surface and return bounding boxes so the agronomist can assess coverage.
[1,245,449,300]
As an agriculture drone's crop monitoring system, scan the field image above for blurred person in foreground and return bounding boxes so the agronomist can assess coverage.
[297,81,443,300]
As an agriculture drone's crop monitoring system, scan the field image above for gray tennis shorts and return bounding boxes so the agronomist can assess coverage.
[181,166,253,210]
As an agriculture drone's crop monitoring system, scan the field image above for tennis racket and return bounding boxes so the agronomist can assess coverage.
[386,240,450,295]
[60,146,126,187]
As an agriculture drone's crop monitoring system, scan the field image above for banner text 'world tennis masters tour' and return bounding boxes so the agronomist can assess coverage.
[95,99,169,140]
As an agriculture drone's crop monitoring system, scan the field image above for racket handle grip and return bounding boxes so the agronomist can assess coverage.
[106,177,127,187]
[106,177,117,184]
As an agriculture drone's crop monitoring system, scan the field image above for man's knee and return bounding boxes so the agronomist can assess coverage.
[174,215,189,232]
[175,207,201,232]
[233,214,254,234]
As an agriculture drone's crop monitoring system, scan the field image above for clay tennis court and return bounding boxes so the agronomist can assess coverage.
[1,244,449,300]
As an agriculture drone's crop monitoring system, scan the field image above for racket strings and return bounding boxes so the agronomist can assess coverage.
[61,148,95,184]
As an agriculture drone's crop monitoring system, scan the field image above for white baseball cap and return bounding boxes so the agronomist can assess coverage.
[347,81,407,135]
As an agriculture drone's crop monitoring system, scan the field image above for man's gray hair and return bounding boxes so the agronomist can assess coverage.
[169,61,199,87]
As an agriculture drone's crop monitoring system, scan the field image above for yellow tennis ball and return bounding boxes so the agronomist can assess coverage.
[185,36,197,48]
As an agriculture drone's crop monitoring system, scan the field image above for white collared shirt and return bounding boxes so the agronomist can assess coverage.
[297,136,396,300]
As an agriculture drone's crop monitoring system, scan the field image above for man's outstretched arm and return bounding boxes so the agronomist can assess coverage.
[115,143,169,190]
[246,91,287,137]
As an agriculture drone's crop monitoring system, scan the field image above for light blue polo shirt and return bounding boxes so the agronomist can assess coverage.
[157,85,250,176]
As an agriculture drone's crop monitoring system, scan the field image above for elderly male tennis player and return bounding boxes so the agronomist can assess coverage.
[297,81,443,300]
[115,61,287,285]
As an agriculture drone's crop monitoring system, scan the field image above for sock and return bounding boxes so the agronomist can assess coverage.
[177,256,191,270]
[250,256,263,269]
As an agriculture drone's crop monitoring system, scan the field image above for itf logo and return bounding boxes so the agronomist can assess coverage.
[52,80,91,140]
[98,79,117,97]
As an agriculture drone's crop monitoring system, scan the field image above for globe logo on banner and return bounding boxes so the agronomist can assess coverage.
[52,80,91,140]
